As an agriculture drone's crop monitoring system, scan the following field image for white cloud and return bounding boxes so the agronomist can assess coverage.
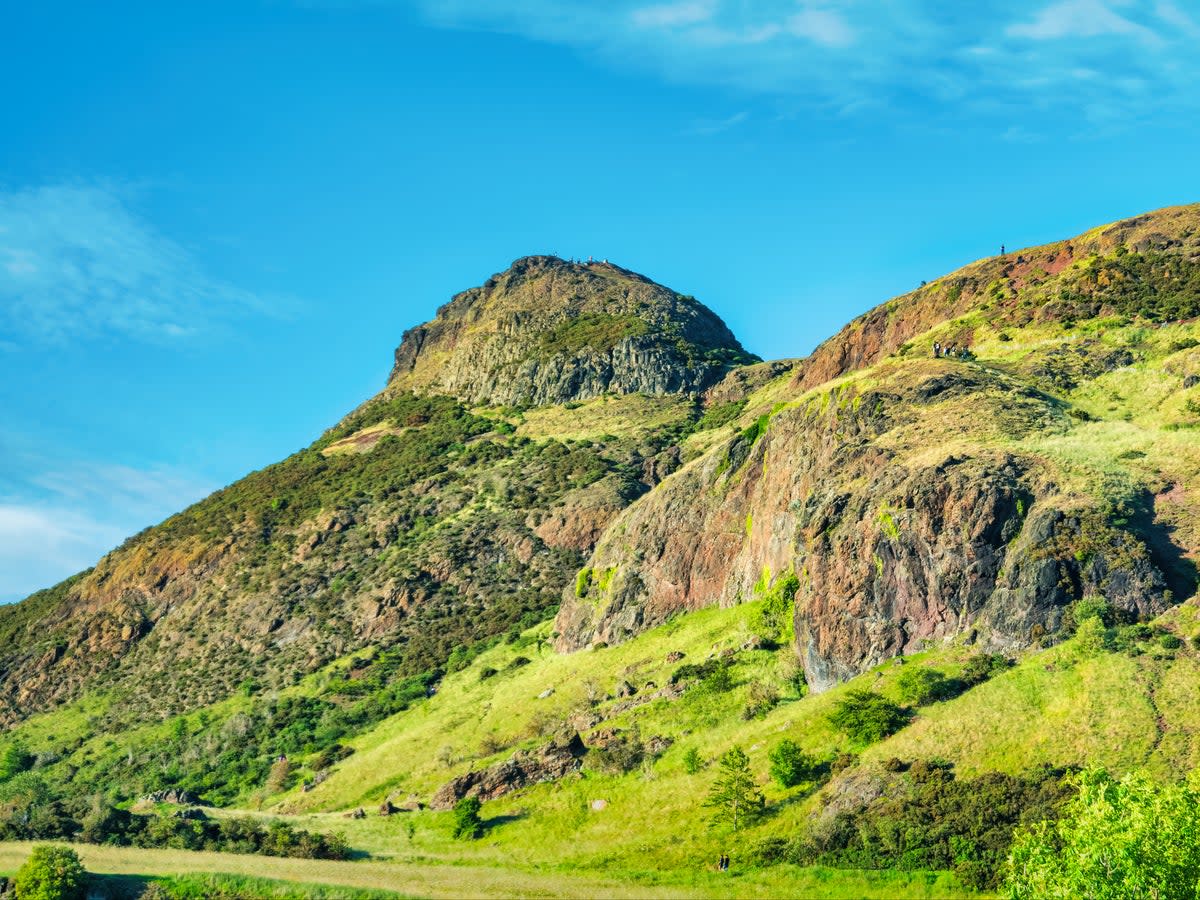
[0,439,215,603]
[631,1,714,28]
[401,0,1200,123]
[787,8,856,48]
[1007,0,1158,41]
[0,504,126,602]
[0,183,274,344]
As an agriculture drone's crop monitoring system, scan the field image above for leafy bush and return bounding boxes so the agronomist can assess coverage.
[752,571,800,643]
[828,691,910,745]
[960,653,1013,686]
[13,845,87,900]
[768,739,818,788]
[792,762,1072,890]
[895,667,954,705]
[682,747,703,775]
[589,731,645,775]
[1006,769,1200,899]
[0,744,33,784]
[451,797,482,840]
[742,681,779,720]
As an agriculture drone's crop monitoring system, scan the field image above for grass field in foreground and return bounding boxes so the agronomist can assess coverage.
[0,842,976,899]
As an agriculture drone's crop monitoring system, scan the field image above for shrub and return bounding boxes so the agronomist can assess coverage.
[1074,616,1110,656]
[768,739,818,788]
[451,797,483,840]
[589,731,645,775]
[699,660,735,694]
[0,744,33,784]
[828,691,910,745]
[792,764,1072,891]
[895,667,952,705]
[478,667,498,681]
[742,681,780,720]
[1159,633,1183,650]
[830,752,857,775]
[752,571,800,643]
[13,845,87,900]
[682,747,703,775]
[961,653,1013,686]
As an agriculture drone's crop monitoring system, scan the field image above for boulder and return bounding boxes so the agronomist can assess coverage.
[430,732,587,810]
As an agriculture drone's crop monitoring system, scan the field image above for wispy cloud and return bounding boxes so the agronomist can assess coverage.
[686,110,749,135]
[0,182,274,344]
[404,0,1199,123]
[0,430,216,602]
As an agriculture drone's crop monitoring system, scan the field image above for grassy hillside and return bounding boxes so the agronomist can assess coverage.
[6,208,1200,896]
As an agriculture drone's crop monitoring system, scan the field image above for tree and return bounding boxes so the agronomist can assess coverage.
[0,744,33,784]
[1006,768,1200,900]
[827,690,910,745]
[451,796,483,840]
[682,747,703,775]
[705,746,764,831]
[13,844,87,900]
[767,739,818,788]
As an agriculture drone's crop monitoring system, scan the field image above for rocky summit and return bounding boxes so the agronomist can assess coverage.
[387,255,756,406]
[5,205,1200,896]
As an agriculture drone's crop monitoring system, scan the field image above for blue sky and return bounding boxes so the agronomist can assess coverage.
[2,0,1198,601]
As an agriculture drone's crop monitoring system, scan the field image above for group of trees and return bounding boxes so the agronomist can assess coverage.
[0,773,347,861]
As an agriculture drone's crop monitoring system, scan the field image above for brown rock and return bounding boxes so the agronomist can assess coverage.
[430,732,588,810]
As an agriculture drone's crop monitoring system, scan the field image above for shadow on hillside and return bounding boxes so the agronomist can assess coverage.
[482,810,528,835]
[1133,488,1199,602]
[87,872,153,900]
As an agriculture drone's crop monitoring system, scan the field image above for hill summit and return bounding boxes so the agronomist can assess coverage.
[387,255,756,406]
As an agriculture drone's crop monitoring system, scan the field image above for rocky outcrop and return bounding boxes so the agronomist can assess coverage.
[387,256,755,406]
[793,205,1200,393]
[556,364,1174,691]
[430,732,587,809]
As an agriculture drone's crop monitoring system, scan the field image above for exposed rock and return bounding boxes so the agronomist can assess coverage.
[388,256,755,407]
[665,651,685,663]
[171,807,208,821]
[590,798,608,811]
[536,687,555,699]
[646,735,674,755]
[379,800,396,816]
[614,680,637,698]
[556,365,1174,691]
[138,788,206,807]
[430,732,588,810]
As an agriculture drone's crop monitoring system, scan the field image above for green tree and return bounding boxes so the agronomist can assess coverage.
[682,747,703,775]
[0,743,33,784]
[705,746,764,831]
[1006,768,1200,899]
[767,739,818,788]
[828,690,910,745]
[13,845,87,900]
[451,796,483,840]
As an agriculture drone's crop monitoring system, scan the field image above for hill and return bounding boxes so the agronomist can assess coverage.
[4,205,1200,896]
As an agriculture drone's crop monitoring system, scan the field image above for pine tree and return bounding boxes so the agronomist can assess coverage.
[705,746,764,831]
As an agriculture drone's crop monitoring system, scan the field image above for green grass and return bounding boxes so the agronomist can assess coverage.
[0,842,972,899]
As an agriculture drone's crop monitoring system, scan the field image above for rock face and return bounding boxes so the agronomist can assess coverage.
[387,256,755,406]
[430,732,587,809]
[556,364,1173,691]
